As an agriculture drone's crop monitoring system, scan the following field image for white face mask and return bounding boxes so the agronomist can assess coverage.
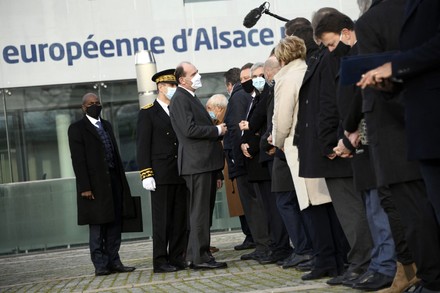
[252,76,265,92]
[165,87,176,100]
[191,73,202,90]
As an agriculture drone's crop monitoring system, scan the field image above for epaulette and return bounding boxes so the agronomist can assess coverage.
[141,103,154,110]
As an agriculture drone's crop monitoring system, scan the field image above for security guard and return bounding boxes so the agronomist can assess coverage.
[136,69,188,273]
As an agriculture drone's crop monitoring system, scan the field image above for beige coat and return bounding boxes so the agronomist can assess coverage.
[272,59,331,211]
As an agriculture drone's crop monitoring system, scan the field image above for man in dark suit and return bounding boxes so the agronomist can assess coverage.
[357,0,440,291]
[68,93,136,276]
[136,69,188,273]
[169,61,227,270]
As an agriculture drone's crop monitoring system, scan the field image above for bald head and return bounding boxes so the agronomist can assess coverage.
[264,56,281,83]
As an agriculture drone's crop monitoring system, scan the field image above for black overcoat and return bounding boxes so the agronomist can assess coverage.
[356,0,422,186]
[68,116,134,225]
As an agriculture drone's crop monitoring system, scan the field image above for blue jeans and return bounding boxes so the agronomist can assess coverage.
[365,188,396,277]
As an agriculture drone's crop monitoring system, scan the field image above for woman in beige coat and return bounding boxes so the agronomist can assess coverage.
[271,36,347,281]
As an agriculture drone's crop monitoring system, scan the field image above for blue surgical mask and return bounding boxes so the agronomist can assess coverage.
[165,87,176,100]
[252,76,265,92]
[208,111,217,120]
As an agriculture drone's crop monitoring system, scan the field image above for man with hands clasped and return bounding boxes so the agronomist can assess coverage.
[136,69,188,273]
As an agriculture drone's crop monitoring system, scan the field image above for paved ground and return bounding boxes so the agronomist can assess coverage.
[0,231,361,292]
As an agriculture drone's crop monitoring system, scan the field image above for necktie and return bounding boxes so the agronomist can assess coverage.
[95,121,115,168]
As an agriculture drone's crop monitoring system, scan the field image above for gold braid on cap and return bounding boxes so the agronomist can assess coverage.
[155,74,176,83]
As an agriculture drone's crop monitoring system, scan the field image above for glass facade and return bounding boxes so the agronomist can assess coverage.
[0,74,241,254]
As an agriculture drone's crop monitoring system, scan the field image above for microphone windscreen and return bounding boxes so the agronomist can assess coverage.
[243,8,263,28]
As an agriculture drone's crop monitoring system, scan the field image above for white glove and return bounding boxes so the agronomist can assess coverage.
[142,177,156,191]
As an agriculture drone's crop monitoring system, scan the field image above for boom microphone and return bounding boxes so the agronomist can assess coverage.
[243,2,268,28]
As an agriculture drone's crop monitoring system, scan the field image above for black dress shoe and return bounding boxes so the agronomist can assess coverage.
[346,270,375,287]
[191,259,227,270]
[170,260,189,270]
[108,264,136,273]
[296,258,315,272]
[234,241,256,251]
[258,250,291,265]
[301,267,338,280]
[240,249,262,261]
[95,268,111,276]
[282,253,312,269]
[353,271,393,291]
[153,263,178,273]
[326,275,344,285]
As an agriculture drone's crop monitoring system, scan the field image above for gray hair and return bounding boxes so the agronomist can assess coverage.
[357,0,373,16]
[250,62,264,76]
[207,94,228,109]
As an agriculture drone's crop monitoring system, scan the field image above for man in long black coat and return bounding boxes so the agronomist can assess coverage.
[68,93,135,276]
[356,0,440,290]
[136,69,188,273]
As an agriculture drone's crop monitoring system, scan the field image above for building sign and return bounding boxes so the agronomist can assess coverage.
[0,0,359,88]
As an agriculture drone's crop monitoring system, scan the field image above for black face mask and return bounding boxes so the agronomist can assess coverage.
[332,40,351,57]
[86,104,102,119]
[241,79,254,93]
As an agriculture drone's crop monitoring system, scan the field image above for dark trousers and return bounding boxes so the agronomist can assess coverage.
[151,183,188,268]
[183,171,216,264]
[419,159,440,225]
[301,202,349,273]
[236,174,271,252]
[326,177,372,273]
[254,180,292,257]
[89,168,122,270]
[239,215,253,243]
[377,186,414,265]
[275,190,313,255]
[390,179,440,290]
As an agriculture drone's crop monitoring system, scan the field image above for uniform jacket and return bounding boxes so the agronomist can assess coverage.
[391,0,440,160]
[68,116,134,225]
[356,0,422,185]
[169,86,224,175]
[223,83,252,179]
[136,100,185,185]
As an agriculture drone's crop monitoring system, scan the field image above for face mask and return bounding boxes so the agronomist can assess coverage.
[332,39,351,57]
[86,104,102,119]
[165,87,176,100]
[191,73,202,90]
[208,111,217,120]
[241,79,254,93]
[252,76,266,92]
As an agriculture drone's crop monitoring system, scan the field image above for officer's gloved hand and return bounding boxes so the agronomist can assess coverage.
[142,177,156,191]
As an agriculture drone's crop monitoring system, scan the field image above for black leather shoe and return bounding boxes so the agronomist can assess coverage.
[259,250,291,265]
[170,260,189,270]
[108,264,136,273]
[326,275,344,285]
[153,263,178,273]
[296,258,315,272]
[346,270,375,287]
[95,268,111,276]
[282,253,312,269]
[301,267,338,280]
[341,269,364,287]
[240,250,260,261]
[234,241,256,251]
[190,259,227,270]
[353,272,393,291]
